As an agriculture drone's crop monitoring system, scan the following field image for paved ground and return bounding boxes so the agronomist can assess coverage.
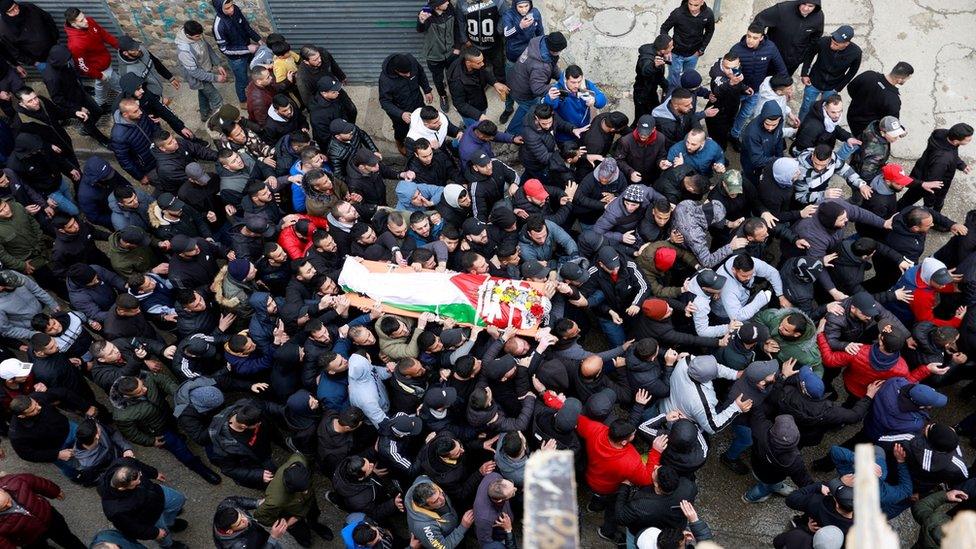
[7,0,976,547]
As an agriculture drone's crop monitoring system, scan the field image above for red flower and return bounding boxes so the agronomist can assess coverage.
[530,302,544,318]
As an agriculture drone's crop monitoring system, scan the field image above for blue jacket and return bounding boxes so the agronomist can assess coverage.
[667,138,725,176]
[395,180,445,212]
[864,377,931,441]
[66,265,125,323]
[210,0,260,59]
[110,110,160,180]
[740,101,784,176]
[831,445,913,519]
[543,73,608,141]
[458,124,515,168]
[502,2,544,62]
[728,35,787,92]
[78,157,127,228]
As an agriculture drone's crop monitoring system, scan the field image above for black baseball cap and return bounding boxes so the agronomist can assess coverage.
[696,269,726,290]
[119,226,150,246]
[850,292,881,319]
[423,387,457,409]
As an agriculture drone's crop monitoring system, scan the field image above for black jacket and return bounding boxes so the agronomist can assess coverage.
[98,458,167,541]
[613,131,668,183]
[614,478,699,534]
[51,220,111,276]
[447,56,497,120]
[752,0,823,70]
[41,46,91,110]
[766,376,870,447]
[660,1,715,56]
[581,259,649,316]
[407,147,460,187]
[308,92,358,152]
[785,483,853,536]
[331,461,399,521]
[261,106,307,146]
[633,313,721,350]
[377,54,431,121]
[883,206,953,263]
[414,432,484,506]
[909,128,967,187]
[707,57,746,127]
[212,496,273,549]
[750,405,814,487]
[792,99,852,153]
[633,43,668,106]
[465,159,516,222]
[801,35,861,92]
[846,70,901,136]
[624,347,671,399]
[151,138,218,194]
[8,392,71,462]
[13,96,78,160]
[0,2,58,65]
[519,107,574,175]
[168,240,223,290]
[208,401,278,487]
[573,170,628,225]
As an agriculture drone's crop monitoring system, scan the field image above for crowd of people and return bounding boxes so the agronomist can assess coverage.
[0,0,972,547]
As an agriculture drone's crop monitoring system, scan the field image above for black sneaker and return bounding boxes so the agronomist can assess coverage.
[170,519,189,533]
[597,527,616,542]
[499,107,514,124]
[439,95,450,112]
[720,453,750,475]
[311,523,334,541]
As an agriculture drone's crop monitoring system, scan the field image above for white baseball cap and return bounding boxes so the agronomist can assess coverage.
[0,358,32,380]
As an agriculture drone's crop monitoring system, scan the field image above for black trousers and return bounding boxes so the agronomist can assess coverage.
[427,54,458,98]
[24,508,86,549]
[287,497,322,547]
[897,180,951,213]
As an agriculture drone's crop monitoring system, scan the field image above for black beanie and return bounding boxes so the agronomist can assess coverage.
[817,201,846,228]
[390,54,412,74]
[546,32,568,52]
[67,264,97,286]
[928,424,959,453]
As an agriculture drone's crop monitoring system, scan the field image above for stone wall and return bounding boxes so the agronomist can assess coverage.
[103,0,274,66]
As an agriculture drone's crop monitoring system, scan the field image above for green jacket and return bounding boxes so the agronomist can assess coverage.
[378,317,422,360]
[253,453,313,526]
[635,241,698,299]
[109,373,178,446]
[754,308,823,375]
[911,490,949,549]
[0,201,47,271]
[106,232,159,279]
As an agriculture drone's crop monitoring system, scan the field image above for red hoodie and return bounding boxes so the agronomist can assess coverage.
[817,333,931,398]
[65,18,119,78]
[277,214,330,259]
[577,415,661,495]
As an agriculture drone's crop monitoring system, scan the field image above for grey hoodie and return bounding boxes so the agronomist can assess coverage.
[406,475,469,549]
[494,433,526,487]
[348,354,391,428]
[0,271,57,339]
[118,45,165,97]
[174,29,221,90]
[662,355,741,435]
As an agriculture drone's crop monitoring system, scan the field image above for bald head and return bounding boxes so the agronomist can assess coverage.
[581,355,603,378]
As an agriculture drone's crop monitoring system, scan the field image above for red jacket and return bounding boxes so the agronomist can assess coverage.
[908,271,961,328]
[817,333,931,398]
[245,80,286,128]
[577,415,661,495]
[277,215,329,259]
[65,18,119,78]
[0,474,61,548]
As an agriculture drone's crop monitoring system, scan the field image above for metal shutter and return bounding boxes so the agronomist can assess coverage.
[29,0,123,43]
[266,0,425,84]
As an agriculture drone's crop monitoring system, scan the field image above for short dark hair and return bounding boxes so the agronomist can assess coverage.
[63,7,82,26]
[409,211,428,226]
[338,406,365,427]
[116,293,140,310]
[379,316,401,336]
[417,331,438,351]
[10,396,32,415]
[461,45,482,60]
[742,217,766,237]
[905,206,932,228]
[126,272,147,290]
[784,312,808,334]
[813,143,833,161]
[117,376,140,395]
[113,185,136,201]
[552,317,577,338]
[14,86,34,101]
[653,34,673,51]
[823,94,843,107]
[605,112,629,130]
[412,481,438,507]
[949,123,974,141]
[234,404,263,426]
[29,332,51,350]
[352,523,378,545]
[272,95,292,109]
[454,355,476,377]
[76,418,98,446]
[671,88,693,101]
[30,313,52,332]
[608,420,636,443]
[655,465,680,493]
[933,326,959,347]
[501,432,524,457]
[525,215,546,233]
[891,62,914,78]
[656,528,686,549]
[563,65,583,79]
[183,20,204,36]
[747,22,765,35]
[152,130,172,147]
[732,253,754,271]
[634,337,659,360]
[533,104,554,120]
[476,120,497,137]
[851,237,877,257]
[270,41,291,56]
[723,51,740,62]
[419,106,439,121]
[214,507,241,531]
[413,137,432,151]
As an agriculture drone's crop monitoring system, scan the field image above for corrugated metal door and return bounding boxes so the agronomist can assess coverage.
[265,0,425,83]
[30,0,124,43]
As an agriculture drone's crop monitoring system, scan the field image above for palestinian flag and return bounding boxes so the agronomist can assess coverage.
[338,257,549,330]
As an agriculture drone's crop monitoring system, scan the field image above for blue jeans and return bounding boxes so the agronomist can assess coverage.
[798,86,838,123]
[732,94,760,138]
[227,56,252,102]
[55,421,79,478]
[598,317,627,348]
[161,429,196,465]
[506,97,541,136]
[196,83,224,121]
[745,479,787,502]
[154,485,187,547]
[667,53,699,91]
[724,423,753,460]
[462,115,482,129]
[835,140,859,162]
[49,180,80,216]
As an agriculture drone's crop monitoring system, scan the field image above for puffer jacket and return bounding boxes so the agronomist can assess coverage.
[64,17,118,78]
[818,333,931,398]
[109,373,178,446]
[509,36,559,102]
[728,33,787,92]
[754,308,822,373]
[766,374,871,448]
[97,459,167,541]
[0,474,61,547]
[208,401,278,487]
[77,157,127,228]
[405,474,468,549]
[110,109,160,180]
[752,0,823,70]
[672,199,733,268]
